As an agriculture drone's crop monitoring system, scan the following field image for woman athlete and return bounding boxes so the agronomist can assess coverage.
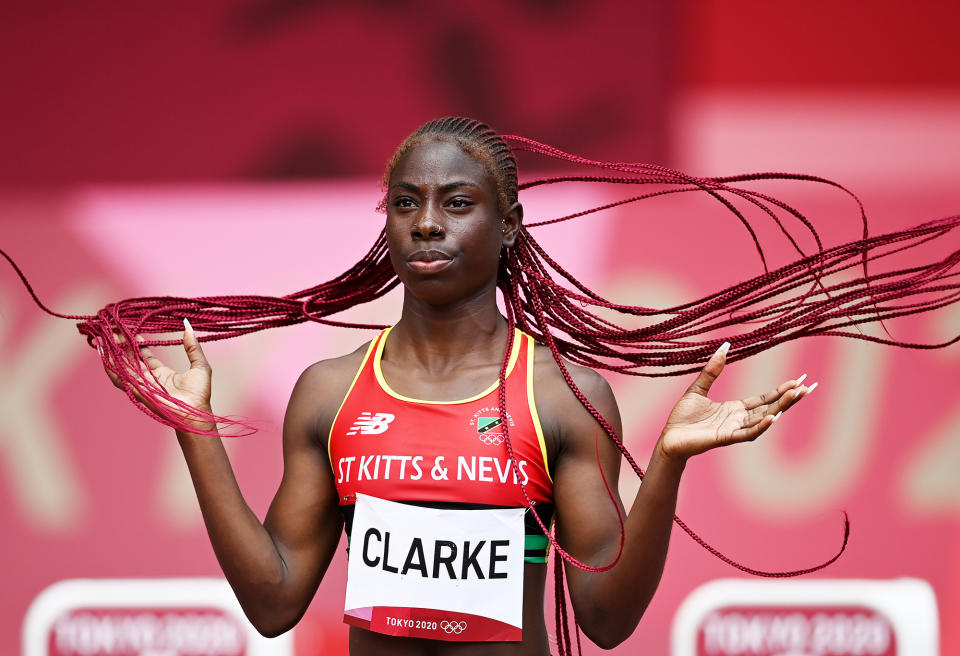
[98,120,822,654]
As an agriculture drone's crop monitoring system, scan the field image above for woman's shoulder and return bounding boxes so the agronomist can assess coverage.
[297,336,378,395]
[531,341,614,398]
[282,335,382,446]
[529,340,620,435]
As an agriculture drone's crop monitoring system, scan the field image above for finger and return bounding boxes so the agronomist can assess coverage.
[685,341,730,397]
[744,387,802,425]
[742,373,807,411]
[774,381,817,414]
[98,343,126,387]
[106,355,175,411]
[111,330,135,344]
[138,343,166,372]
[745,381,819,426]
[103,332,155,382]
[111,330,144,355]
[117,348,156,382]
[726,413,779,444]
[102,354,149,398]
[182,318,210,370]
[132,335,168,369]
[100,337,180,414]
[103,364,122,388]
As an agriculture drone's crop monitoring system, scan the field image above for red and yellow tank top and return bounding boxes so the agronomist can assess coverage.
[328,327,554,563]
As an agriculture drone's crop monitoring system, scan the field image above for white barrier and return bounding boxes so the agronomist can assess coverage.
[672,578,938,656]
[23,578,293,656]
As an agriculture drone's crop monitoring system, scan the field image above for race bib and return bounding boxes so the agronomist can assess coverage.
[343,493,526,642]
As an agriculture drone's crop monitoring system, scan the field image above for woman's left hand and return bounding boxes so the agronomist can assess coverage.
[658,343,815,462]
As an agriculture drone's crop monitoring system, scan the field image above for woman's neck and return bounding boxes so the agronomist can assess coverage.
[389,284,510,374]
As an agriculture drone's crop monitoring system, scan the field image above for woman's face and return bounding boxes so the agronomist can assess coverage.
[385,138,518,306]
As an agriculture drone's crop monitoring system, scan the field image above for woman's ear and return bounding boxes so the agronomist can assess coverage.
[501,202,523,248]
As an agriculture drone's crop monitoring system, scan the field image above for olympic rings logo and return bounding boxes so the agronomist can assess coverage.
[440,620,468,634]
[479,434,504,446]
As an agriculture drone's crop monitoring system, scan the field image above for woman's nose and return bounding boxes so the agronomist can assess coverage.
[411,208,444,239]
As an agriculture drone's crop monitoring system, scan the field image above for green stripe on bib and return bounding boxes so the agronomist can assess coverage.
[524,534,549,563]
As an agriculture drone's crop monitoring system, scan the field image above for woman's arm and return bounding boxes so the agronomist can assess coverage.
[546,345,810,649]
[105,323,349,637]
[175,363,344,636]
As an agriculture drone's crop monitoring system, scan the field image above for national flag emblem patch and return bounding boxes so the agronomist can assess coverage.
[476,416,504,445]
[477,417,503,434]
[469,407,515,446]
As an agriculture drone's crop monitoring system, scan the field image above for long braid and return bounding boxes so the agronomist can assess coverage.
[22,234,401,435]
[4,117,959,651]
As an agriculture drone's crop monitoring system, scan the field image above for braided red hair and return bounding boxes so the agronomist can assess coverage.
[3,116,958,654]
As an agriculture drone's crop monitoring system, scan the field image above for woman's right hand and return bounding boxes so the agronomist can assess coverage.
[102,318,213,419]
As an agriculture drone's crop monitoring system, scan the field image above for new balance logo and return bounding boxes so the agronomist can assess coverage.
[346,412,395,435]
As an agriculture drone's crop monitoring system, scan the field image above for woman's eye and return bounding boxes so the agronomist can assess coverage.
[448,198,472,209]
[393,197,416,208]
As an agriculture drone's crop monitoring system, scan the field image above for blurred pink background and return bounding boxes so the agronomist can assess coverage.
[2,2,959,654]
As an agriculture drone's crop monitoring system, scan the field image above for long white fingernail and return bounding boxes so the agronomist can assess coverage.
[806,381,818,394]
[796,373,807,384]
[183,318,194,337]
[716,341,731,357]
[774,411,783,420]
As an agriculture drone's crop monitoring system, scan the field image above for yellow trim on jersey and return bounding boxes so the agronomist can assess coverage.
[327,337,380,467]
[373,326,523,405]
[525,334,552,483]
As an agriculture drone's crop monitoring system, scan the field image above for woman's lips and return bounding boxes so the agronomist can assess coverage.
[407,250,453,274]
[408,258,453,274]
